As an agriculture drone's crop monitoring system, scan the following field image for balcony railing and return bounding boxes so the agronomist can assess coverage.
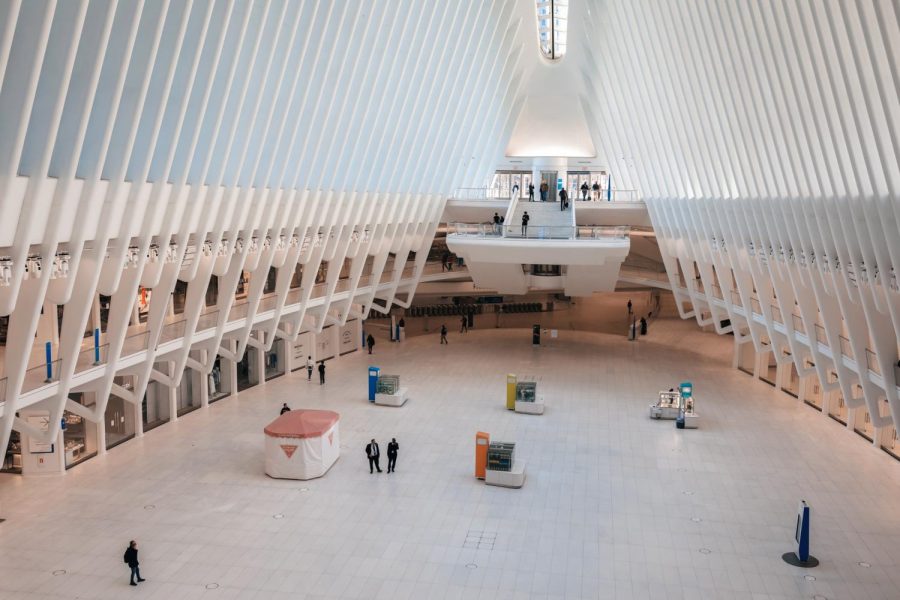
[839,335,854,360]
[22,359,61,393]
[791,314,805,334]
[865,349,881,375]
[122,331,150,357]
[452,187,508,200]
[572,189,641,203]
[449,223,629,240]
[75,344,108,373]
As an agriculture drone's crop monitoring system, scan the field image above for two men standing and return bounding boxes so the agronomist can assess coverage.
[366,438,399,473]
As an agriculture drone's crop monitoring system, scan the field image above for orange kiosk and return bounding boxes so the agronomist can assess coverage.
[475,431,490,479]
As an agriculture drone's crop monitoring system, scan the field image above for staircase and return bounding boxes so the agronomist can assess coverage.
[509,200,574,237]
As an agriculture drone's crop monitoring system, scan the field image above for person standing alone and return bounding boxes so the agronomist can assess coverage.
[440,324,448,344]
[521,211,530,236]
[123,540,145,586]
[306,355,313,382]
[280,403,290,415]
[387,438,399,473]
[318,361,326,385]
[460,315,468,333]
[367,334,375,354]
[366,439,382,473]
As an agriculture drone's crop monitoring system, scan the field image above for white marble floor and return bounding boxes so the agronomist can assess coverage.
[1,319,899,600]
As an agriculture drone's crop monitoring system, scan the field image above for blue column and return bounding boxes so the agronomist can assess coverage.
[45,341,53,382]
[93,328,101,364]
[368,367,380,402]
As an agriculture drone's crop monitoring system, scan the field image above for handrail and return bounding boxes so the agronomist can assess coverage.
[452,187,509,200]
[572,189,641,203]
[503,188,520,231]
[448,222,629,240]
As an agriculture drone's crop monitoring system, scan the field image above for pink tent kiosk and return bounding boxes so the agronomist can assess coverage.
[264,409,341,480]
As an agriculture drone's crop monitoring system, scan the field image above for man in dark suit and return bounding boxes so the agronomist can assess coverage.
[366,439,382,473]
[387,438,399,473]
[124,540,145,586]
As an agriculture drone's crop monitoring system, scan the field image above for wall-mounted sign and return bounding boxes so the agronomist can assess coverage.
[27,412,54,454]
[339,319,358,355]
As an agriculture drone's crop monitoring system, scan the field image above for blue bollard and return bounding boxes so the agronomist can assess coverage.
[45,341,53,382]
[93,328,101,364]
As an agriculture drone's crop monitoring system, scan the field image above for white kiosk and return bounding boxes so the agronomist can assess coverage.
[650,390,680,419]
[264,410,340,480]
[374,374,409,407]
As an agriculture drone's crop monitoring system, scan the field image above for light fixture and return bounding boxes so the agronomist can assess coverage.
[249,237,259,253]
[51,252,70,279]
[25,254,42,278]
[234,238,244,253]
[289,235,300,248]
[147,244,160,263]
[201,241,213,257]
[126,246,140,268]
[165,242,179,264]
[262,236,272,251]
[276,235,286,251]
[217,239,229,257]
[0,257,13,286]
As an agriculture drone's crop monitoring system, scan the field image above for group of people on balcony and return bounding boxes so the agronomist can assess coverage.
[522,180,605,203]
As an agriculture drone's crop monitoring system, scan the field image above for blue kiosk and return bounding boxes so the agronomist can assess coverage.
[782,500,818,567]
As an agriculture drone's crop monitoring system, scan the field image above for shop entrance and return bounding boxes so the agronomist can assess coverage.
[881,425,899,460]
[853,404,875,442]
[737,342,756,376]
[827,377,849,425]
[801,364,823,411]
[265,339,285,381]
[105,391,136,450]
[2,431,22,473]
[208,357,231,402]
[781,353,799,397]
[237,349,259,391]
[143,374,171,432]
[540,171,558,202]
[64,392,99,469]
[759,347,777,386]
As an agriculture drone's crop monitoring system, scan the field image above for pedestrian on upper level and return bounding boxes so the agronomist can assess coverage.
[123,540,145,587]
[318,360,326,385]
[559,188,568,211]
[521,211,530,236]
[528,182,535,201]
[512,183,519,196]
[440,324,448,344]
[539,181,548,202]
[493,212,501,234]
[580,181,589,200]
[592,180,600,200]
[367,334,375,354]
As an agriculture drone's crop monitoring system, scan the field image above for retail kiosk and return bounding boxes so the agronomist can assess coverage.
[264,410,340,480]
[475,432,525,488]
[675,381,699,429]
[650,390,680,419]
[506,374,544,415]
[374,373,408,406]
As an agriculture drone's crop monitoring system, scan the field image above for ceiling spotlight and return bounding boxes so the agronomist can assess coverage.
[51,252,70,279]
[165,243,179,263]
[249,237,259,253]
[126,246,140,268]
[0,257,13,286]
[276,235,286,251]
[234,238,244,253]
[289,235,300,248]
[262,236,272,251]
[25,254,42,278]
[147,244,160,263]
[201,241,213,257]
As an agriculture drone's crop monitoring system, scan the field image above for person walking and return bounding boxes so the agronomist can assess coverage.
[440,324,448,344]
[366,333,375,354]
[280,403,290,415]
[442,251,450,272]
[366,439,382,473]
[539,180,548,201]
[592,180,600,200]
[306,355,313,382]
[123,540,145,586]
[318,361,326,385]
[512,182,519,196]
[528,182,535,201]
[492,212,500,234]
[627,299,633,315]
[460,315,468,333]
[580,181,589,200]
[640,316,648,335]
[521,211,530,236]
[387,438,399,473]
[559,187,568,211]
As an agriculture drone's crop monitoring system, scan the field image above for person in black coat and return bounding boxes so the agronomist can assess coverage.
[124,540,145,586]
[440,324,448,344]
[366,439,382,473]
[640,316,648,335]
[280,403,290,415]
[366,334,375,354]
[318,361,326,385]
[387,438,399,473]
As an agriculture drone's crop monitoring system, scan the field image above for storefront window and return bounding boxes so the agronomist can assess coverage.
[265,339,286,381]
[237,350,259,391]
[176,366,200,416]
[209,357,231,402]
[2,430,22,473]
[105,394,135,449]
[143,374,171,431]
[64,393,98,469]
